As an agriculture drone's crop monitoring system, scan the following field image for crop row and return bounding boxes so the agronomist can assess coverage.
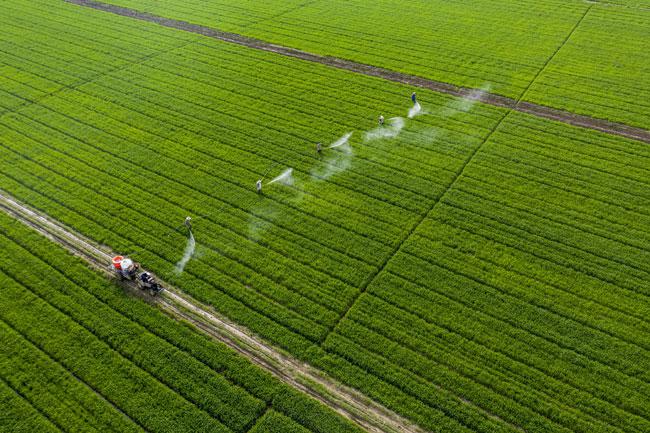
[470,144,650,228]
[1,168,325,355]
[350,274,647,431]
[0,104,374,320]
[0,228,264,432]
[460,164,650,255]
[466,154,650,256]
[94,0,650,128]
[4,0,506,134]
[1,40,390,292]
[498,116,650,189]
[0,212,364,433]
[19,2,642,135]
[399,204,650,377]
[0,153,334,342]
[335,263,649,433]
[0,13,506,432]
[0,0,507,340]
[0,373,60,433]
[0,52,502,250]
[524,5,650,128]
[97,0,587,98]
[0,274,232,433]
[309,115,650,432]
[0,109,368,299]
[4,1,503,150]
[0,320,144,433]
[398,225,650,380]
[448,177,650,296]
[325,114,650,431]
[427,196,649,325]
[5,1,650,433]
[462,122,650,294]
[1,27,420,230]
[248,410,311,433]
[347,288,648,432]
[0,34,493,220]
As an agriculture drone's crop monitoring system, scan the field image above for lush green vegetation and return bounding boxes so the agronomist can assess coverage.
[328,111,650,432]
[100,0,586,99]
[99,0,650,128]
[0,0,504,355]
[524,5,650,128]
[0,212,364,433]
[2,0,650,432]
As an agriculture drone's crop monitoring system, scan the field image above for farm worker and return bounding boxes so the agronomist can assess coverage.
[411,92,417,104]
[184,216,192,230]
[378,115,385,126]
[256,179,262,193]
[316,142,322,153]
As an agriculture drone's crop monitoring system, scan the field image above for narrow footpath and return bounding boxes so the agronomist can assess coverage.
[66,0,650,144]
[0,191,427,433]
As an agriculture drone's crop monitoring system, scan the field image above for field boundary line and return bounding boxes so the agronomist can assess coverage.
[322,110,527,433]
[323,109,510,340]
[0,98,397,267]
[0,190,429,433]
[239,0,319,30]
[1,249,241,430]
[65,0,650,144]
[517,4,593,102]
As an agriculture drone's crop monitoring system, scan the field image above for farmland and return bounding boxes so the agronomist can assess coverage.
[97,0,650,128]
[524,5,650,128]
[0,211,365,433]
[2,0,650,432]
[97,0,589,99]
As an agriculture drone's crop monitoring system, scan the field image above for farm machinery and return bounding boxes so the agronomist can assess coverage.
[111,255,164,296]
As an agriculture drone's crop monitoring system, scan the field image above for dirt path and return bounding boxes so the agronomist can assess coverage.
[0,191,427,433]
[65,0,650,144]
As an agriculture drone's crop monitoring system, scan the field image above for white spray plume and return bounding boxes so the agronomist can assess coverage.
[408,101,424,119]
[443,83,492,116]
[311,132,353,181]
[267,168,294,186]
[174,231,195,274]
[364,117,405,142]
[328,132,352,149]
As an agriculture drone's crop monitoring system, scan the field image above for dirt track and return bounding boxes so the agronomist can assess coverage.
[66,0,650,144]
[0,191,427,433]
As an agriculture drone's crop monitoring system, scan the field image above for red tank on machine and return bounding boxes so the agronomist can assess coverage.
[111,255,163,296]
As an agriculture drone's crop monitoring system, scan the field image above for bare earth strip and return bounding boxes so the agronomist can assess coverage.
[0,191,427,433]
[65,0,650,144]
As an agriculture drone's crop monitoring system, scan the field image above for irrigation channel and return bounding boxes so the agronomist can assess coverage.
[0,191,427,433]
[67,0,650,145]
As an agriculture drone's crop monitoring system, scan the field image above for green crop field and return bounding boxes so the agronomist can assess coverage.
[98,0,589,99]
[2,0,650,432]
[0,212,364,433]
[99,0,650,128]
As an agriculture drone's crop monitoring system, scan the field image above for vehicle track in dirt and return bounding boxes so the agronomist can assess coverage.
[66,0,650,145]
[0,191,427,433]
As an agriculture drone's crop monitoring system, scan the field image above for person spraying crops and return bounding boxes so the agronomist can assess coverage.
[316,142,322,153]
[411,92,417,104]
[378,115,385,126]
[256,179,262,194]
